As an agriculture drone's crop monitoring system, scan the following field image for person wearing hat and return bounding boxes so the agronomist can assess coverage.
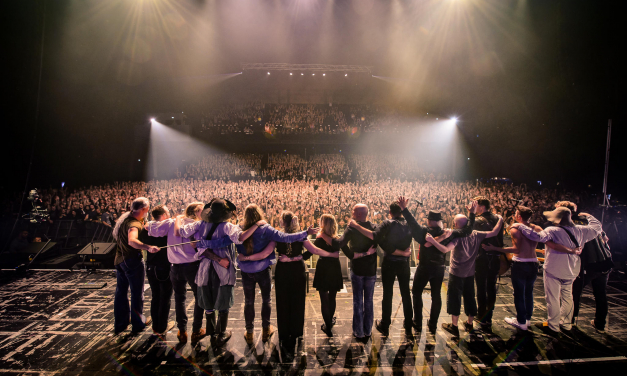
[176,198,261,347]
[398,197,478,335]
[511,207,601,334]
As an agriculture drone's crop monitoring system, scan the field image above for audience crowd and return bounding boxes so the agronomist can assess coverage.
[199,103,412,135]
[17,153,591,236]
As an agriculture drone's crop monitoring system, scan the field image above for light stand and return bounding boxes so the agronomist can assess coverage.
[601,119,612,224]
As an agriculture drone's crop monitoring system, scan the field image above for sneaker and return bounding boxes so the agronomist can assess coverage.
[463,322,474,333]
[442,323,460,337]
[191,329,207,343]
[375,320,389,337]
[591,320,606,334]
[262,325,276,342]
[177,330,188,344]
[244,331,254,345]
[505,317,528,331]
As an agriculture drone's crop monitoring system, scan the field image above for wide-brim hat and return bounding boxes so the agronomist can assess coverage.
[427,210,443,222]
[543,206,574,227]
[201,198,237,223]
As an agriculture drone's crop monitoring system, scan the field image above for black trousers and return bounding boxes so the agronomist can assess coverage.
[381,258,413,330]
[170,262,205,333]
[572,270,610,329]
[412,263,445,327]
[146,264,173,333]
[275,261,307,348]
[446,273,477,317]
[475,253,500,324]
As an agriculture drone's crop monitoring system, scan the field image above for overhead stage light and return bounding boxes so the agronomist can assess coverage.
[150,118,155,122]
[301,73,304,76]
[345,74,348,77]
[312,73,315,76]
[267,72,270,75]
[290,73,293,75]
[323,73,326,76]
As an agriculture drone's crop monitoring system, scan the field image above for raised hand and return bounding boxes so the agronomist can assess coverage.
[398,196,409,211]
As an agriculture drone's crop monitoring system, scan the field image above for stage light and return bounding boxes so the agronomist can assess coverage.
[312,73,315,76]
[150,118,155,122]
[452,117,458,123]
[323,73,326,76]
[290,73,293,75]
[267,72,270,75]
[138,159,141,162]
[301,73,304,75]
[172,117,174,119]
[345,74,348,77]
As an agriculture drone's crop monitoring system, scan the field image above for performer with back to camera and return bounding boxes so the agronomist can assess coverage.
[349,201,413,338]
[482,206,576,331]
[510,206,601,334]
[112,197,159,335]
[396,197,478,335]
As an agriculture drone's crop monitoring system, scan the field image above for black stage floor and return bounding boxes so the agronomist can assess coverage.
[0,269,626,375]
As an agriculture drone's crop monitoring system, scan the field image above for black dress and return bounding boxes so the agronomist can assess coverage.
[307,238,342,292]
[275,241,307,346]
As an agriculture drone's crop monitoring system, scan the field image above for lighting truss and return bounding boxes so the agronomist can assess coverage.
[241,63,373,74]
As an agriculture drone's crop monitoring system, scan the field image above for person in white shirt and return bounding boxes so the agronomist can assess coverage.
[511,207,601,333]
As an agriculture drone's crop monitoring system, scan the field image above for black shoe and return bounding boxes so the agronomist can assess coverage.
[375,320,389,337]
[463,322,474,333]
[214,331,232,347]
[479,321,492,333]
[405,327,414,340]
[321,324,333,337]
[412,320,422,333]
[442,323,460,337]
[427,320,437,335]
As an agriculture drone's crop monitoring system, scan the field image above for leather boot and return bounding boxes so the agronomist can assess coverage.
[214,311,232,347]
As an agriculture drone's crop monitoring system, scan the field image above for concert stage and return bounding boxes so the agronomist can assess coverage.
[0,270,626,375]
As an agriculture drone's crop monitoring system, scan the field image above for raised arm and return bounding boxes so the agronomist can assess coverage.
[425,233,455,254]
[398,196,427,242]
[578,213,603,243]
[239,241,276,261]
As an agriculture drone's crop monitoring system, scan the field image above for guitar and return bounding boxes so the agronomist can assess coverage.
[498,253,514,276]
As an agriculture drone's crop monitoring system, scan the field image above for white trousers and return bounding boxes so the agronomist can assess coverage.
[543,270,575,332]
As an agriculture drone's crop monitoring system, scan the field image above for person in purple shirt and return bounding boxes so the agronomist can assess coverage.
[198,204,319,344]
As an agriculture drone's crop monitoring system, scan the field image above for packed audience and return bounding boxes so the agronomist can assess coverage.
[24,169,591,235]
[199,103,414,136]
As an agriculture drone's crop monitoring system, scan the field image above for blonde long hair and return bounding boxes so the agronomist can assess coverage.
[280,211,300,234]
[242,204,265,254]
[320,214,338,238]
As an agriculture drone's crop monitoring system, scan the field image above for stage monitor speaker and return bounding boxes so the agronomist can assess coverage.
[77,243,117,258]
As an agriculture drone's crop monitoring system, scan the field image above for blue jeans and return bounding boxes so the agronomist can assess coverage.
[511,261,538,324]
[351,271,376,337]
[241,266,273,332]
[114,256,146,333]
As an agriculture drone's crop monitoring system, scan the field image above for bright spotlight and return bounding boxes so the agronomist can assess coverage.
[312,73,315,76]
[301,73,304,76]
[267,72,270,75]
[345,74,348,77]
[452,117,458,123]
[323,73,326,76]
[290,73,293,75]
[150,118,155,122]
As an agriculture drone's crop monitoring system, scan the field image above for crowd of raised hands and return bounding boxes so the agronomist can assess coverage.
[26,162,588,235]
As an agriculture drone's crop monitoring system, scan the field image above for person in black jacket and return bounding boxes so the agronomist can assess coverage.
[339,204,378,343]
[349,201,413,338]
[397,197,476,335]
[472,196,504,329]
[556,201,613,333]
[138,204,173,337]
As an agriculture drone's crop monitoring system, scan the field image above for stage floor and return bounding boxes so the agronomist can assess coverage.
[0,269,626,375]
